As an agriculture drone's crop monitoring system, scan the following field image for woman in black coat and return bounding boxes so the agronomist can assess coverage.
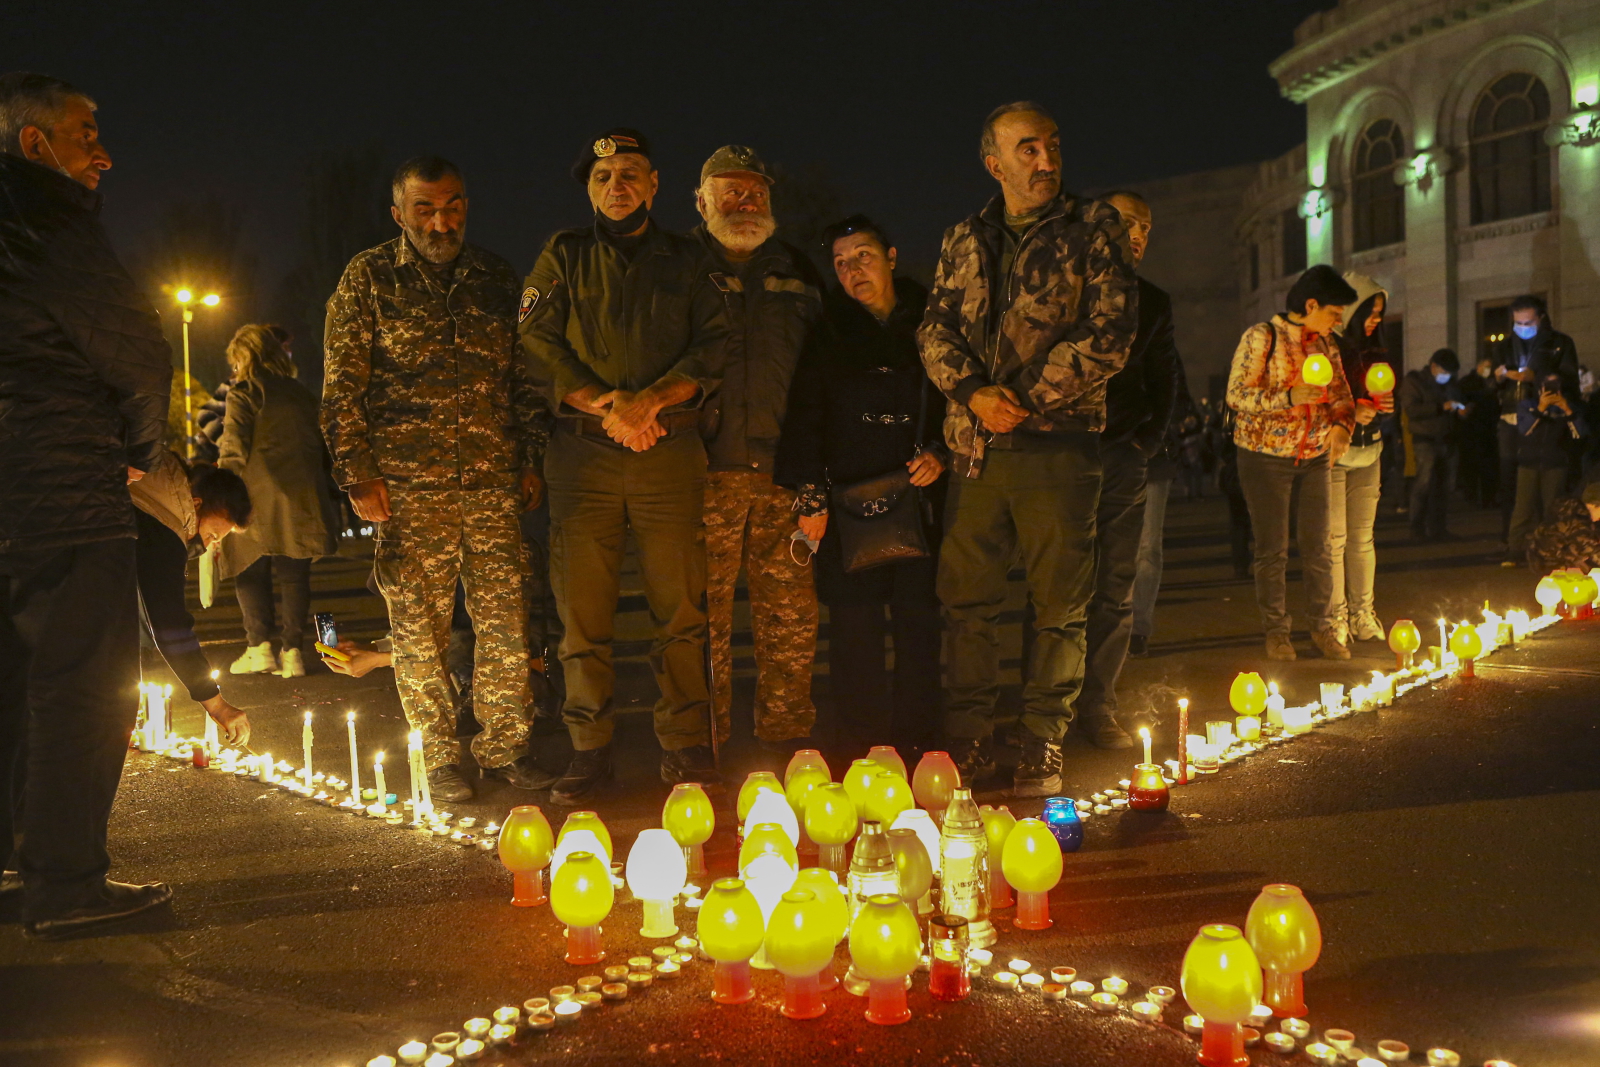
[775,216,947,752]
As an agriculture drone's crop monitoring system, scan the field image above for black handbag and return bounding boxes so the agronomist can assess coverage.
[828,375,933,574]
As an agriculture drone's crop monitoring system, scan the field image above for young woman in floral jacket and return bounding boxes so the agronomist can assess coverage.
[1226,265,1357,661]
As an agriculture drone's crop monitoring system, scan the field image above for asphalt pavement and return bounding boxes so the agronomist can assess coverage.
[1,494,1597,1067]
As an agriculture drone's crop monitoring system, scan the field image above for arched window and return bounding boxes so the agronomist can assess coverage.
[1470,73,1552,223]
[1351,119,1406,251]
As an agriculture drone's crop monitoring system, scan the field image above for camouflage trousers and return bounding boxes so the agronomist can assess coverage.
[704,470,818,744]
[374,488,531,772]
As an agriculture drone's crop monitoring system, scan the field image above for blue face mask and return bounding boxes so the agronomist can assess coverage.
[1512,323,1539,341]
[1435,372,1452,385]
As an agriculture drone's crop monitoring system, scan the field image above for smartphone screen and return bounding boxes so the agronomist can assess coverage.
[315,612,338,648]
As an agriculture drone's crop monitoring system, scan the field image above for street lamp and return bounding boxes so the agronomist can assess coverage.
[174,289,221,457]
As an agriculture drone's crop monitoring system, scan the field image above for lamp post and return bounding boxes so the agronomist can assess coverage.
[174,288,220,458]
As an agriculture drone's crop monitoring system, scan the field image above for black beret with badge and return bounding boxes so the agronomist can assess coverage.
[572,127,653,185]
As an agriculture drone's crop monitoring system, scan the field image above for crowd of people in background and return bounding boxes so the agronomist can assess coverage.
[4,72,1599,939]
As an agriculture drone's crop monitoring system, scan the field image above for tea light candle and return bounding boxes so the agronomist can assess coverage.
[553,1002,582,1024]
[602,982,628,1000]
[651,945,675,960]
[626,972,652,989]
[628,956,654,969]
[1356,1060,1384,1067]
[1425,1051,1461,1067]
[398,1042,428,1064]
[1283,1017,1312,1038]
[431,1032,460,1053]
[549,985,576,1002]
[1070,980,1095,996]
[1305,1043,1340,1066]
[1020,972,1045,991]
[1008,958,1031,974]
[368,1058,398,1067]
[491,1007,519,1029]
[967,948,994,967]
[1089,992,1119,1013]
[456,1038,485,1059]
[576,992,603,1009]
[1205,721,1234,747]
[655,961,681,978]
[1375,1040,1410,1061]
[1049,966,1076,984]
[1183,1014,1204,1034]
[1263,1033,1296,1053]
[603,966,629,982]
[1324,1029,1355,1052]
[1093,803,1112,815]
[576,976,603,993]
[674,936,699,954]
[1131,1000,1162,1021]
[1248,1004,1274,1029]
[992,971,1019,990]
[1146,986,1176,1004]
[1042,983,1068,1001]
[423,1056,453,1067]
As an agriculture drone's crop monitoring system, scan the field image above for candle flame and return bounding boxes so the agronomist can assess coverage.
[375,751,384,763]
[1138,727,1150,739]
[304,711,312,724]
[347,709,356,723]
[1177,698,1188,711]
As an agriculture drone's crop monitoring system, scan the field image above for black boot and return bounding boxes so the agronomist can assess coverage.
[480,754,560,790]
[945,736,996,787]
[551,745,613,806]
[24,880,173,940]
[1077,713,1134,750]
[427,764,475,803]
[1013,733,1063,797]
[660,745,723,792]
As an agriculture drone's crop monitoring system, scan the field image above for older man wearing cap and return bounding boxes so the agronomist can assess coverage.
[692,146,825,753]
[518,127,729,804]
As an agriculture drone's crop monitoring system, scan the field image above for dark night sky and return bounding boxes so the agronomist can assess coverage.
[6,0,1328,309]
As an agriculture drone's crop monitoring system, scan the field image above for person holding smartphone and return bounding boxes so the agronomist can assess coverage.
[1505,373,1589,564]
[1399,349,1467,542]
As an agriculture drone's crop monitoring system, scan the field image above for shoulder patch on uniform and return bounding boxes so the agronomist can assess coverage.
[763,276,817,299]
[518,286,539,323]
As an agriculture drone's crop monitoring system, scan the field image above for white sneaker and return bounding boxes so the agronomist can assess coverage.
[230,642,278,675]
[1351,611,1385,642]
[279,648,306,678]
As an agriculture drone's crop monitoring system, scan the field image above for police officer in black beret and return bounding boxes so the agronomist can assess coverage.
[518,127,728,803]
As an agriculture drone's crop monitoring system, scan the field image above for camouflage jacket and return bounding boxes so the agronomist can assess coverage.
[517,221,726,416]
[1526,496,1600,573]
[917,192,1138,475]
[322,236,548,492]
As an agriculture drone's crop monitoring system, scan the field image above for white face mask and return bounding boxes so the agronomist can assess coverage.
[40,137,72,179]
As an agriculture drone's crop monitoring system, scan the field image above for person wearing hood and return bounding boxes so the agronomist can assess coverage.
[1399,348,1469,540]
[775,215,946,752]
[1328,271,1394,643]
[518,128,728,803]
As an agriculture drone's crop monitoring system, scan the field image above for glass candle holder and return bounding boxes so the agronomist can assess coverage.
[1129,764,1170,811]
[1234,715,1262,742]
[928,915,971,1001]
[1042,797,1084,851]
[1319,683,1344,715]
[1205,721,1235,748]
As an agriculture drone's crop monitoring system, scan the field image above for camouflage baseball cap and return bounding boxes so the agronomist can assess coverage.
[572,127,652,186]
[700,145,772,185]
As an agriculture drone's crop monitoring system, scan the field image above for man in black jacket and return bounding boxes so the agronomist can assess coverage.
[1491,295,1579,541]
[692,145,824,753]
[1399,349,1467,541]
[0,73,173,937]
[1074,191,1183,749]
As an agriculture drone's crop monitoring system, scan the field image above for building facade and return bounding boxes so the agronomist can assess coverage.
[1241,0,1600,373]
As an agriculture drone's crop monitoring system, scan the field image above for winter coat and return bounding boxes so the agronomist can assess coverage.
[776,278,946,603]
[918,192,1138,475]
[1399,369,1463,443]
[128,448,197,544]
[694,227,825,474]
[1492,326,1579,415]
[0,154,172,553]
[218,372,340,573]
[1225,315,1355,460]
[1515,389,1587,470]
[1104,276,1184,455]
[1334,272,1394,450]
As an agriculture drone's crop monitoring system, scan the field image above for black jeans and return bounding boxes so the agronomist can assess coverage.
[1079,439,1147,721]
[825,558,941,752]
[0,538,140,919]
[234,554,312,650]
[1410,438,1458,538]
[1497,420,1518,539]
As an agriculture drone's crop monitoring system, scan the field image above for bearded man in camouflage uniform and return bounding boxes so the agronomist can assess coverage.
[918,102,1139,796]
[323,156,552,803]
[692,145,824,751]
